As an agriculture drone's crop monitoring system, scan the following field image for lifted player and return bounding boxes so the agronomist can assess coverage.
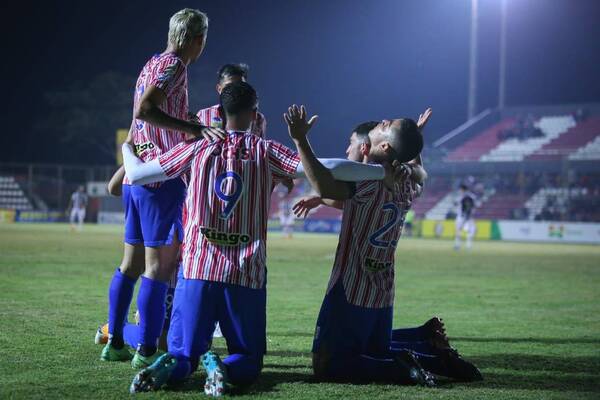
[100,8,225,369]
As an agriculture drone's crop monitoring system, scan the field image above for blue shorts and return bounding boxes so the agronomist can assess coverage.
[312,280,392,357]
[167,272,267,371]
[122,179,186,247]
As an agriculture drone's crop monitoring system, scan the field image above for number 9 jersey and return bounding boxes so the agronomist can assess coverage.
[327,178,422,308]
[158,131,299,289]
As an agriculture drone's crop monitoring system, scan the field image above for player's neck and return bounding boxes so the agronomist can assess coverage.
[164,46,192,65]
[225,117,250,132]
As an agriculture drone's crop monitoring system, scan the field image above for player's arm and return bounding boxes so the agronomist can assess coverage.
[294,158,386,182]
[107,166,125,196]
[292,196,343,219]
[136,86,224,141]
[121,137,198,185]
[285,105,354,200]
[406,107,432,185]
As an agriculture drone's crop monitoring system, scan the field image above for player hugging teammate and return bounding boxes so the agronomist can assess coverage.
[96,7,481,397]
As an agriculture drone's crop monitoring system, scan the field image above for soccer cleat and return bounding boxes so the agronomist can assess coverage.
[423,317,451,350]
[394,350,436,387]
[100,342,133,362]
[201,351,229,397]
[94,323,109,345]
[439,348,483,382]
[131,349,164,369]
[130,353,178,393]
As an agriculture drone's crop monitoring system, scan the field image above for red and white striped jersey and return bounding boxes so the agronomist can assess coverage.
[158,131,299,288]
[124,52,188,186]
[327,179,422,308]
[196,104,266,138]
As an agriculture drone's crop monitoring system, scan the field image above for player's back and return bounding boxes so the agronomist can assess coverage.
[328,178,421,308]
[131,52,188,163]
[180,131,297,288]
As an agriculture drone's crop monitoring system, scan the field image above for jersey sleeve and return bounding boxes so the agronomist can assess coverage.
[266,140,300,179]
[148,56,186,97]
[158,140,199,178]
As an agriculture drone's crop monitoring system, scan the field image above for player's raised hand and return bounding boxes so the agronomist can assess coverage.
[292,195,323,218]
[284,104,318,141]
[383,160,411,187]
[417,107,433,133]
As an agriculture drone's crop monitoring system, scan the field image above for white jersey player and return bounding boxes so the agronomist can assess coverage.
[454,184,477,250]
[68,185,88,231]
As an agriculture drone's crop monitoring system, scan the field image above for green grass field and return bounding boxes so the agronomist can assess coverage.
[0,223,599,399]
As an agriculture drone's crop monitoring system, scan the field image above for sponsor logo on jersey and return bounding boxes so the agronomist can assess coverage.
[364,258,392,272]
[134,141,156,155]
[200,227,251,246]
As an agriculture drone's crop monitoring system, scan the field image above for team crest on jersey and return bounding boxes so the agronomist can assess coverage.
[157,64,178,84]
[200,227,251,246]
[364,258,392,272]
[134,141,155,156]
[210,116,223,129]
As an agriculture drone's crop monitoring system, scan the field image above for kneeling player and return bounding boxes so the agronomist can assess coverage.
[288,106,481,385]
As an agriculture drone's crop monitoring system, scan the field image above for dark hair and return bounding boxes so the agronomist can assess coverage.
[393,119,423,163]
[220,81,258,116]
[459,184,469,190]
[217,63,249,83]
[353,121,378,143]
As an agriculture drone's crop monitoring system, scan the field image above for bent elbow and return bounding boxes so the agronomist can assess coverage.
[135,101,151,121]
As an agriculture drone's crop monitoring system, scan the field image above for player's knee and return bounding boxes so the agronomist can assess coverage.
[312,352,330,379]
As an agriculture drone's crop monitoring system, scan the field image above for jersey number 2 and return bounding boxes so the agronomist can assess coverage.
[214,171,244,219]
[369,203,401,248]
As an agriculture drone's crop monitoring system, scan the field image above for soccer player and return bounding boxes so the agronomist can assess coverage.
[287,105,481,384]
[454,183,477,250]
[278,190,295,239]
[197,63,267,138]
[67,185,88,231]
[121,82,404,395]
[101,8,226,369]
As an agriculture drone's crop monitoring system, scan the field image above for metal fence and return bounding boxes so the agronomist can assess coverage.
[0,162,118,211]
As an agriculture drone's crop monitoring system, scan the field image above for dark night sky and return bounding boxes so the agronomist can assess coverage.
[1,0,599,164]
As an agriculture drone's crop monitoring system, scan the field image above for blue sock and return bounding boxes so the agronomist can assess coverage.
[137,276,168,353]
[123,323,140,349]
[391,340,435,354]
[107,268,137,342]
[391,325,427,342]
[223,354,263,386]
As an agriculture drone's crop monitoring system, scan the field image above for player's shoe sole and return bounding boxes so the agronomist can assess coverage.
[132,350,164,369]
[201,351,229,397]
[94,323,109,345]
[394,350,436,387]
[100,342,133,362]
[130,353,178,393]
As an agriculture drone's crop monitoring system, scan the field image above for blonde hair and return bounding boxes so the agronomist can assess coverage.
[168,9,209,50]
